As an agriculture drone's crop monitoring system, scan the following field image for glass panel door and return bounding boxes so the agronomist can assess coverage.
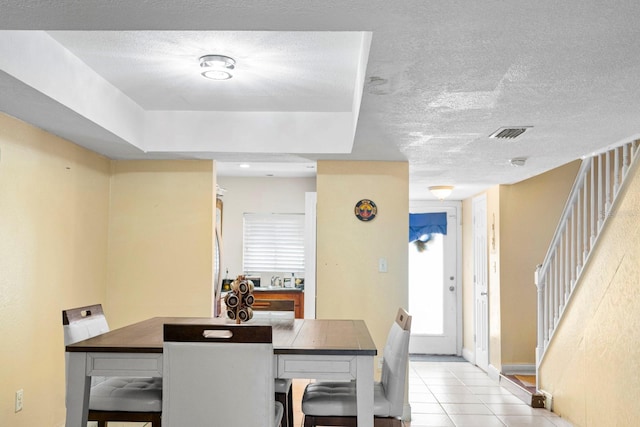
[409,233,444,334]
[408,205,459,355]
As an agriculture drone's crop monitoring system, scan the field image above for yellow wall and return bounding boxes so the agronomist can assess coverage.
[106,160,215,328]
[0,115,216,426]
[487,186,503,370]
[0,114,111,426]
[461,161,580,370]
[539,158,640,427]
[316,160,409,373]
[499,161,580,365]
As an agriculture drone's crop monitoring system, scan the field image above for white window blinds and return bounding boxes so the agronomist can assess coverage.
[243,213,305,274]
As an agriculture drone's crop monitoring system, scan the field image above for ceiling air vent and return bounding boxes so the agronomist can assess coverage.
[489,127,532,139]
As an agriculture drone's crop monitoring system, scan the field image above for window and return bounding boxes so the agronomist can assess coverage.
[243,213,305,274]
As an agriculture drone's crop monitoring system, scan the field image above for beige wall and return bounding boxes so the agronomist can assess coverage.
[461,161,580,370]
[486,186,503,370]
[539,158,640,427]
[0,114,111,426]
[499,160,580,366]
[316,160,409,373]
[216,176,316,281]
[0,115,217,426]
[106,160,215,328]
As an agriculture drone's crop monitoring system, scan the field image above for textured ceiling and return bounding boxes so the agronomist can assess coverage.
[1,0,640,200]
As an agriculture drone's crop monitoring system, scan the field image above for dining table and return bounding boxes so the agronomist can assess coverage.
[65,316,378,427]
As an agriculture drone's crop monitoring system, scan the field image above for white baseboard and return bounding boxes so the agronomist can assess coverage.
[487,364,501,382]
[501,364,536,375]
[462,347,475,364]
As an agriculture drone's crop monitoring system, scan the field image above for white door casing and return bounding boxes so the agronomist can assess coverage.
[473,195,489,371]
[304,192,317,319]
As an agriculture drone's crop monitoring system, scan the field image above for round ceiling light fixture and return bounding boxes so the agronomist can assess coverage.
[199,54,235,80]
[429,185,454,200]
[510,157,527,167]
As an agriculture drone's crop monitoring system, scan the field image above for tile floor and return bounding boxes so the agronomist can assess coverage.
[97,360,575,427]
[290,360,575,427]
[403,360,574,427]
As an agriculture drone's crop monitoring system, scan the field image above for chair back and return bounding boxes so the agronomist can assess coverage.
[162,324,277,427]
[62,304,111,388]
[62,304,110,346]
[380,308,412,417]
[251,299,295,320]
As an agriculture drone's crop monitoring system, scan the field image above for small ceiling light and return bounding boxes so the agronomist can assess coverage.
[199,54,235,80]
[429,185,454,200]
[510,157,527,167]
[239,163,250,168]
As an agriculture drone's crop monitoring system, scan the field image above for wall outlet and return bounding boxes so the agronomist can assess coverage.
[378,258,388,273]
[15,389,23,412]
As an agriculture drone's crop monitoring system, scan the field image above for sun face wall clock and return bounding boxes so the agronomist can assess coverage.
[354,199,377,221]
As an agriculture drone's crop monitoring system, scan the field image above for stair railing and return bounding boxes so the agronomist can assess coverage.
[535,139,640,371]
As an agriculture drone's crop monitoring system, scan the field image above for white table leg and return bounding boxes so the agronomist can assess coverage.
[356,354,374,427]
[65,352,90,427]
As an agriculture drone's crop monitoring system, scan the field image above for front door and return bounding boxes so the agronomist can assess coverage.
[408,204,459,355]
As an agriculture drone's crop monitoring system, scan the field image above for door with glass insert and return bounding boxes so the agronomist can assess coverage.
[408,206,459,355]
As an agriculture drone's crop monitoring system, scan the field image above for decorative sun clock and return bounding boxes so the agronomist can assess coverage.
[354,199,377,221]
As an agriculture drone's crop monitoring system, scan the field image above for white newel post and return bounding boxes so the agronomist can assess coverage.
[534,265,545,377]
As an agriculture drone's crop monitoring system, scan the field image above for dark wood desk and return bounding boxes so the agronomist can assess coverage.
[65,317,377,427]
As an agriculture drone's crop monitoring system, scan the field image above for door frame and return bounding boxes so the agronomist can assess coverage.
[304,192,317,319]
[409,200,462,356]
[472,194,489,371]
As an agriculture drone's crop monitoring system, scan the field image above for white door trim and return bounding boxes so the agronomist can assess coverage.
[304,192,317,319]
[473,194,489,371]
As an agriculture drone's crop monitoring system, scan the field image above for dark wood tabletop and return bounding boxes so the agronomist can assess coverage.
[65,317,378,356]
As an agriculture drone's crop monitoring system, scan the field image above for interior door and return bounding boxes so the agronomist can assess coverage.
[408,204,459,355]
[473,195,489,371]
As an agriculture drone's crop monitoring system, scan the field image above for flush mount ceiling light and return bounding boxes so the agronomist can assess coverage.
[429,185,454,200]
[510,157,527,167]
[199,54,235,80]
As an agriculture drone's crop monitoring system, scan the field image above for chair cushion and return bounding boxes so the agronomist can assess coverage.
[301,381,392,417]
[274,378,292,394]
[89,377,162,412]
[275,401,284,426]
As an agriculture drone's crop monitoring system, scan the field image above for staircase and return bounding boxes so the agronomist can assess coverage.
[534,139,640,384]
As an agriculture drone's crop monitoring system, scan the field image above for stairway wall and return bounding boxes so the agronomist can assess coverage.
[538,158,640,426]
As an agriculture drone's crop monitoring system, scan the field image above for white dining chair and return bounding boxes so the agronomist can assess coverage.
[62,304,162,427]
[162,323,284,427]
[301,308,412,427]
[251,299,295,427]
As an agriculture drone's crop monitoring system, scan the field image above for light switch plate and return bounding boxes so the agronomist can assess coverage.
[15,389,23,412]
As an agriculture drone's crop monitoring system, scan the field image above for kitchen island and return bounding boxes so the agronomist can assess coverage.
[253,287,304,318]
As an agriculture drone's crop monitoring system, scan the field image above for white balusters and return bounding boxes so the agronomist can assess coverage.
[536,140,639,368]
